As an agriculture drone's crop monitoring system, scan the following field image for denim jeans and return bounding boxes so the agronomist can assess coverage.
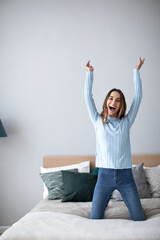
[90,168,146,221]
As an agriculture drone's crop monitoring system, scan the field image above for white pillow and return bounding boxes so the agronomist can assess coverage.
[40,161,90,199]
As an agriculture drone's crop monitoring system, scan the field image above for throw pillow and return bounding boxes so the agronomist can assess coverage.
[61,171,97,202]
[40,169,78,200]
[91,168,99,175]
[112,163,151,201]
[144,165,160,197]
[40,161,90,199]
[132,163,151,198]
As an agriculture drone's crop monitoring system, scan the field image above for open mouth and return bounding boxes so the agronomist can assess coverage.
[109,106,116,111]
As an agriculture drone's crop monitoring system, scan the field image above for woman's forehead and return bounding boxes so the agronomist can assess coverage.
[109,91,121,98]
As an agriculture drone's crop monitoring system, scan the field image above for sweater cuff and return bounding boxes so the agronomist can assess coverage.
[86,70,93,75]
[133,68,139,73]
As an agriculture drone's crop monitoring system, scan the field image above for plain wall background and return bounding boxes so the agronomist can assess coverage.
[0,0,160,226]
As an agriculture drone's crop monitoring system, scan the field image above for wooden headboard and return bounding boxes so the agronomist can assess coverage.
[43,154,160,170]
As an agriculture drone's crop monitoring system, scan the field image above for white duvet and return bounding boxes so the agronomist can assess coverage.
[1,198,160,240]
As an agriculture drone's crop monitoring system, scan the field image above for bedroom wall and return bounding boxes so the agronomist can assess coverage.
[0,0,160,227]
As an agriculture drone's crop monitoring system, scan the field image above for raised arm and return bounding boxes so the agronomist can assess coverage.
[127,57,145,127]
[84,61,99,126]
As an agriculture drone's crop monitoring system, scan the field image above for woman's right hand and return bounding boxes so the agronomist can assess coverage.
[134,57,145,70]
[85,60,94,72]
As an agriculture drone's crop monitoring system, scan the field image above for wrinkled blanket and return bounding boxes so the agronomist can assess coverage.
[1,198,160,240]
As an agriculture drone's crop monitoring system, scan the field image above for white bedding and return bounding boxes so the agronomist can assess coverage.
[1,198,160,240]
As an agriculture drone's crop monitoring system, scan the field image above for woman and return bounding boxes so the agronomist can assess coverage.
[84,58,145,221]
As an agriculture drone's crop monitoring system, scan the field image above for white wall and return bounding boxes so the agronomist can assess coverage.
[0,0,160,226]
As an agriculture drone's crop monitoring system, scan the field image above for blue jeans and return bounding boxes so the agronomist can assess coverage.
[90,168,146,221]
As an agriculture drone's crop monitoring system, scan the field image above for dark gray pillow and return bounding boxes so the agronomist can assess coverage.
[112,163,151,201]
[61,171,97,202]
[40,169,78,200]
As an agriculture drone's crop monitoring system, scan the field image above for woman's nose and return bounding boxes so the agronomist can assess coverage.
[112,100,116,106]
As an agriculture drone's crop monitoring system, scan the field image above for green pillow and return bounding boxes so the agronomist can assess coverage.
[91,167,99,175]
[40,169,78,200]
[61,171,97,202]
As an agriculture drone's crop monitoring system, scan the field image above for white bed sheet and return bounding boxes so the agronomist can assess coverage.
[1,198,160,240]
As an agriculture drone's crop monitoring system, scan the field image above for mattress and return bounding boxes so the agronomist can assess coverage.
[1,198,160,240]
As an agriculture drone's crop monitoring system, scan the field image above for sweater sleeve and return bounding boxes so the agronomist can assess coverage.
[84,71,99,126]
[127,69,142,127]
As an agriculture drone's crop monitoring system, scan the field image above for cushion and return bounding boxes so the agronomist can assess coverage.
[144,165,160,197]
[132,163,151,198]
[61,171,97,202]
[91,167,99,175]
[40,169,78,200]
[112,163,151,201]
[40,161,90,199]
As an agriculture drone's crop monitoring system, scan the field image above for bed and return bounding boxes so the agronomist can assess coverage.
[1,154,160,240]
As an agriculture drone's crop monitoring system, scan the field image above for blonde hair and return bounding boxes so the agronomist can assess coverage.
[100,88,126,124]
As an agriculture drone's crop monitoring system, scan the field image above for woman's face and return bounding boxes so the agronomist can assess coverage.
[107,91,121,118]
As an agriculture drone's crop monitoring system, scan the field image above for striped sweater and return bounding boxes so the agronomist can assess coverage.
[84,69,142,169]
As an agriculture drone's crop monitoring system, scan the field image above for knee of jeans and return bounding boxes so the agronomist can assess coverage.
[132,212,146,221]
[90,207,105,220]
[133,216,146,221]
[90,216,102,220]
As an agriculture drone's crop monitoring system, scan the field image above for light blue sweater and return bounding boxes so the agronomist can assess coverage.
[84,69,142,169]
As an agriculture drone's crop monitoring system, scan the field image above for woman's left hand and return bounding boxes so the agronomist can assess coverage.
[85,60,94,72]
[135,57,145,70]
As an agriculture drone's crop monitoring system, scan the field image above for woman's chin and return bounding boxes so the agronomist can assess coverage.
[108,111,116,117]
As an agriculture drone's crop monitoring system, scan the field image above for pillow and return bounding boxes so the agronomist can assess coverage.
[91,167,99,175]
[112,189,122,201]
[144,165,160,197]
[132,163,151,198]
[61,171,97,202]
[40,161,90,199]
[40,169,78,200]
[112,163,151,201]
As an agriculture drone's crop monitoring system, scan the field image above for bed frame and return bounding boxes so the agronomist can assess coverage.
[43,154,160,170]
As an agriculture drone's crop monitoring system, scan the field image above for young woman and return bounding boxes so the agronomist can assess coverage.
[84,58,145,221]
